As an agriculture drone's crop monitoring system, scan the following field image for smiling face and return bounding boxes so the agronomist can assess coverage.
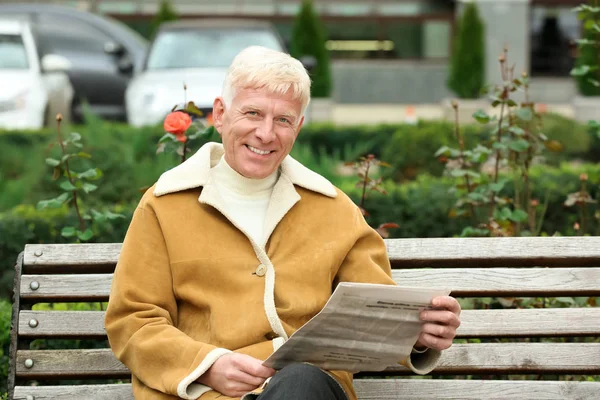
[212,86,304,179]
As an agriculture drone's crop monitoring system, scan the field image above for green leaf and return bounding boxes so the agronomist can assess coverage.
[516,108,533,121]
[76,229,94,241]
[78,168,103,180]
[555,297,576,305]
[104,210,126,220]
[158,133,177,144]
[509,126,525,136]
[507,138,530,152]
[506,99,517,107]
[434,146,451,157]
[185,101,204,117]
[61,226,76,238]
[90,209,107,223]
[571,65,590,76]
[36,193,70,210]
[509,209,529,223]
[489,182,505,193]
[77,152,92,159]
[82,183,98,193]
[472,109,490,124]
[450,169,467,177]
[70,132,82,141]
[59,181,77,191]
[574,38,596,46]
[495,207,512,221]
[45,158,60,167]
[492,142,508,151]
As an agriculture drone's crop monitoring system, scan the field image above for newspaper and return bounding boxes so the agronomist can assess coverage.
[263,282,450,373]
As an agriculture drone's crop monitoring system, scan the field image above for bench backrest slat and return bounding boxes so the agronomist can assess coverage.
[18,268,600,302]
[15,343,600,379]
[18,308,600,339]
[24,237,600,272]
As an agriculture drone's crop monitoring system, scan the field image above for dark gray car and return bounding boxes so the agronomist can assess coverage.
[0,3,148,122]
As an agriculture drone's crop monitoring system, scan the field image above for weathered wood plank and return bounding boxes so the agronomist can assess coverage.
[20,274,113,302]
[386,237,600,268]
[24,237,600,273]
[13,384,133,400]
[16,348,129,378]
[19,311,106,338]
[18,308,600,339]
[13,380,600,400]
[354,379,600,400]
[15,343,600,379]
[392,268,600,297]
[18,268,600,302]
[24,243,121,270]
[456,308,600,337]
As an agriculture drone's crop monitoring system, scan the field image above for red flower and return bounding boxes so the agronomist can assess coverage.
[164,111,192,142]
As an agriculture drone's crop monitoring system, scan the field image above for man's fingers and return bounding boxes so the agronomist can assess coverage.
[421,321,457,339]
[235,354,276,379]
[421,309,461,328]
[432,296,462,316]
[224,368,266,388]
[418,332,453,351]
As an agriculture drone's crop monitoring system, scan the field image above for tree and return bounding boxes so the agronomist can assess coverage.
[151,0,178,37]
[572,25,600,96]
[447,2,486,99]
[290,0,332,98]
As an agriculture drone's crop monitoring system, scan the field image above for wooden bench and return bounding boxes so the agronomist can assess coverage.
[8,236,600,399]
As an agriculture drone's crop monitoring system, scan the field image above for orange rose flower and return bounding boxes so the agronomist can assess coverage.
[164,111,192,142]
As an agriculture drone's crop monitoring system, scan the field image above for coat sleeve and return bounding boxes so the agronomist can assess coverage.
[105,203,230,399]
[334,205,442,375]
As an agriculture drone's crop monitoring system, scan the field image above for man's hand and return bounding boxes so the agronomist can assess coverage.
[196,353,276,397]
[416,296,461,351]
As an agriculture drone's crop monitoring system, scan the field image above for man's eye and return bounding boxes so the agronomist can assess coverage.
[246,111,258,116]
[278,117,290,123]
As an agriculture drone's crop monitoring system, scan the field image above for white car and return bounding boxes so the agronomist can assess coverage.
[0,19,74,130]
[126,19,285,127]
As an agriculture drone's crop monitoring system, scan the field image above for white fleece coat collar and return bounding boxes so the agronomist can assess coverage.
[153,142,337,199]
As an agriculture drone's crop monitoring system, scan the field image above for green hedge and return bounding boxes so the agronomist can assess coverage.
[2,113,593,212]
[2,162,598,300]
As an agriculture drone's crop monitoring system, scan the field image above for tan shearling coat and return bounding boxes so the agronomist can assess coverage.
[105,143,440,400]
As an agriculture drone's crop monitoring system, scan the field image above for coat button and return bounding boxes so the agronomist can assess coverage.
[265,331,279,340]
[255,264,267,277]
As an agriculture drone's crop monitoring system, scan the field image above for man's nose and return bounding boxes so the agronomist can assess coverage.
[255,119,275,143]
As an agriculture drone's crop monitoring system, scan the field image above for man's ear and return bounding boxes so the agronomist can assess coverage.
[212,97,226,134]
[295,115,305,136]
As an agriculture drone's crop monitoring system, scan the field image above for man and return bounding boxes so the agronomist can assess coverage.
[105,46,461,400]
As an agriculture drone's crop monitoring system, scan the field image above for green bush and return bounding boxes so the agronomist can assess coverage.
[0,300,10,395]
[574,27,600,97]
[290,0,332,98]
[447,2,485,99]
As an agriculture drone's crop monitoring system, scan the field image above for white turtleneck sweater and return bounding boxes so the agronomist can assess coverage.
[210,156,278,245]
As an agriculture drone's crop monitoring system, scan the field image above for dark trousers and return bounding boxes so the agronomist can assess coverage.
[257,363,348,400]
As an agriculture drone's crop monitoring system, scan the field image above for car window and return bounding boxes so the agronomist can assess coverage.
[146,28,282,70]
[35,14,114,55]
[0,34,29,69]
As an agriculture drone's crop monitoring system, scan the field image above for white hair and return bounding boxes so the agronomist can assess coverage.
[221,46,312,116]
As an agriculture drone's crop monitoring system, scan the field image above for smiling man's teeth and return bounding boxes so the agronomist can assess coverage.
[247,145,271,155]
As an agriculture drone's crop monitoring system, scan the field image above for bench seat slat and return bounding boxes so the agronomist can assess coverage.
[18,308,600,338]
[19,268,600,302]
[16,343,600,379]
[13,384,133,400]
[14,380,600,400]
[24,237,600,272]
[353,379,600,400]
